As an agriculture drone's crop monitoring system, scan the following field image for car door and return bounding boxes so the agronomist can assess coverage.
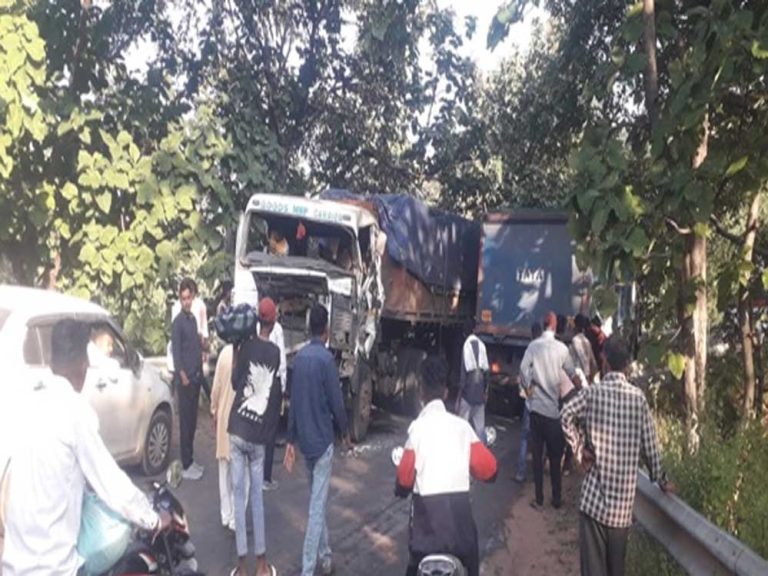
[80,317,143,459]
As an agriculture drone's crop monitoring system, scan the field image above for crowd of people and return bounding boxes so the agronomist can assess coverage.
[0,274,672,576]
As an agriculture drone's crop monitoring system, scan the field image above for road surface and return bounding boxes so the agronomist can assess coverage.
[130,404,545,575]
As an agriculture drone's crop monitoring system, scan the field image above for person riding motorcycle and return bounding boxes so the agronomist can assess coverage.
[2,319,170,576]
[395,356,498,576]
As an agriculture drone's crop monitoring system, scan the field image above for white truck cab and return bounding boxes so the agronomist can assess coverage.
[234,194,383,376]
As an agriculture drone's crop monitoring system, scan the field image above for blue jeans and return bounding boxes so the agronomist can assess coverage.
[302,443,334,576]
[516,404,530,480]
[230,435,266,558]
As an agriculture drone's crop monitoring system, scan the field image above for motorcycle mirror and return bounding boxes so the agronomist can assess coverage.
[485,426,497,447]
[166,459,183,489]
[391,446,404,467]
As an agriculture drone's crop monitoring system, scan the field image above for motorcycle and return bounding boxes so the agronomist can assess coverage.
[84,461,202,576]
[391,427,496,576]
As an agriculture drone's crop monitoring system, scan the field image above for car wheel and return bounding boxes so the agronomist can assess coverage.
[142,409,172,476]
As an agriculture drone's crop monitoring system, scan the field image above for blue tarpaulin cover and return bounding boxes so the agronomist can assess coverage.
[320,190,480,292]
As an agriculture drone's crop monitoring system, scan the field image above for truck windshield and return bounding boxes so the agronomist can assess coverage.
[244,212,357,271]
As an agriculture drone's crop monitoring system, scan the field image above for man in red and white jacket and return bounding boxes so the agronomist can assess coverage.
[396,356,498,576]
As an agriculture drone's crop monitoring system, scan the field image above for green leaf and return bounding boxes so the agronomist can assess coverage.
[725,156,748,177]
[576,190,599,213]
[751,40,768,59]
[667,353,686,380]
[80,243,98,265]
[176,183,196,211]
[591,207,610,236]
[121,272,135,292]
[61,182,77,200]
[626,227,648,256]
[626,1,643,17]
[762,269,768,291]
[693,222,709,238]
[78,169,101,189]
[156,240,174,262]
[78,150,94,170]
[625,53,647,75]
[28,111,46,143]
[117,130,132,147]
[26,37,45,63]
[95,192,112,214]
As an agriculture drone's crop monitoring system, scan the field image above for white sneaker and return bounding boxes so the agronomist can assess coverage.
[182,465,203,480]
[320,556,333,576]
[190,461,204,474]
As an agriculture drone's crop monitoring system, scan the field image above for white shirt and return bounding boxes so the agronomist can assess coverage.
[406,400,479,496]
[2,375,159,576]
[269,322,288,394]
[570,333,597,385]
[519,330,576,419]
[461,334,489,372]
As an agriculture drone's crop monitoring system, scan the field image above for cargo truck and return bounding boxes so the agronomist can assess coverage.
[475,211,593,416]
[234,192,480,440]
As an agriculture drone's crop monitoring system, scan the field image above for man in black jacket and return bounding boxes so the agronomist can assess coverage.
[171,277,204,480]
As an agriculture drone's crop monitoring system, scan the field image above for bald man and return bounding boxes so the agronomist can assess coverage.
[519,312,577,509]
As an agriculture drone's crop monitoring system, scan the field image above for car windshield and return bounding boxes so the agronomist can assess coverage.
[244,212,357,271]
[0,308,10,332]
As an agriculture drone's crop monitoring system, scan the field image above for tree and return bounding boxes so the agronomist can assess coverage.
[0,0,231,352]
[491,0,768,435]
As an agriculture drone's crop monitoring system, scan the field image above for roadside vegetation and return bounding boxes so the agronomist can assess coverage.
[2,0,768,563]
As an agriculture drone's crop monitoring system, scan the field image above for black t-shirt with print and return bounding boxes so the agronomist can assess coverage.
[228,336,281,445]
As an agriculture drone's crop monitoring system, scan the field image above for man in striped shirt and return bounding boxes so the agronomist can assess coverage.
[396,356,497,576]
[561,336,673,576]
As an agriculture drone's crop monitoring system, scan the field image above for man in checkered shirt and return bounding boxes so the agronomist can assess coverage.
[561,335,673,576]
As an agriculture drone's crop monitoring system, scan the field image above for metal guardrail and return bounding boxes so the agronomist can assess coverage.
[634,471,768,575]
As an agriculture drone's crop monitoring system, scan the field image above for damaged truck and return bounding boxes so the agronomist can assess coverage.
[233,191,480,441]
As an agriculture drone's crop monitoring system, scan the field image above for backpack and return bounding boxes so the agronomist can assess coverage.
[214,303,258,344]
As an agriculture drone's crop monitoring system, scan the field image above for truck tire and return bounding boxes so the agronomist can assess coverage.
[349,360,373,442]
[399,347,427,416]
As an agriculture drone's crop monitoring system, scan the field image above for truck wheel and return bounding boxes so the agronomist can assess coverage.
[349,361,373,442]
[399,348,427,417]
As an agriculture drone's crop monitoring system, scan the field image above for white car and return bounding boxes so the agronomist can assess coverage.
[0,285,174,476]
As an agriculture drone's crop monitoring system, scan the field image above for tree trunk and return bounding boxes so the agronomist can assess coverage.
[739,192,762,418]
[680,244,698,439]
[754,310,765,419]
[691,232,707,412]
[643,0,659,128]
[678,116,710,449]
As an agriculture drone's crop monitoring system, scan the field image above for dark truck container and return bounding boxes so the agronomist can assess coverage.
[475,211,592,415]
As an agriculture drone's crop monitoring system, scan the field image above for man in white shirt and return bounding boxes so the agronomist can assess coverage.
[456,322,490,443]
[519,311,578,509]
[2,319,170,576]
[570,314,598,386]
[263,318,287,490]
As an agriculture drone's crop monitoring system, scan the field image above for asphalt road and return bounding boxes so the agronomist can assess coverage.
[131,404,525,576]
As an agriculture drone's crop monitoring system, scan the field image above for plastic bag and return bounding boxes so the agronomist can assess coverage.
[76,490,132,575]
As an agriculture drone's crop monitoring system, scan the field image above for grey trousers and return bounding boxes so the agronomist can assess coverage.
[579,513,629,576]
[458,398,486,442]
